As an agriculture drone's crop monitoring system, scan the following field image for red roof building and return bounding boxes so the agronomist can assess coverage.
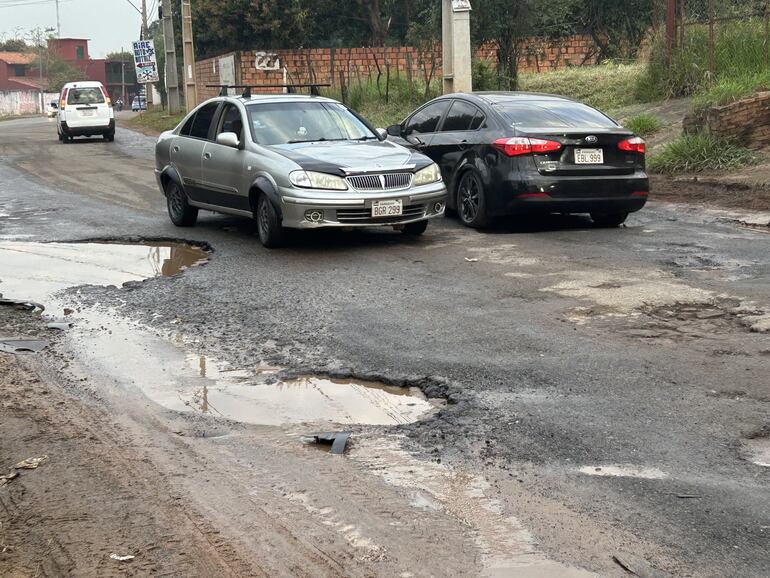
[0,52,39,90]
[48,38,106,85]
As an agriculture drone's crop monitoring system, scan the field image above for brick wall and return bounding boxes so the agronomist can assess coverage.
[194,34,600,105]
[683,92,770,150]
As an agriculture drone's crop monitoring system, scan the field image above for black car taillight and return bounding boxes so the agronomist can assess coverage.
[618,137,646,154]
[492,137,562,157]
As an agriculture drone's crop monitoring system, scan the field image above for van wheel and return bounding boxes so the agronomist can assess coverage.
[103,132,115,142]
[256,195,286,248]
[166,181,198,227]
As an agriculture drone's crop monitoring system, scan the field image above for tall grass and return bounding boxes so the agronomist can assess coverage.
[322,74,441,127]
[648,134,758,174]
[637,20,770,102]
[518,63,645,113]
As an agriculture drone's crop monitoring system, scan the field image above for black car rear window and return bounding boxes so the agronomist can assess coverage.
[496,101,617,129]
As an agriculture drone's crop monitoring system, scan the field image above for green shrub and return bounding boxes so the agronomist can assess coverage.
[473,58,498,91]
[691,71,770,111]
[624,113,663,136]
[648,134,758,174]
[518,63,645,112]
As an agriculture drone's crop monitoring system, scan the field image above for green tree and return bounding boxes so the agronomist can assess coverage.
[0,37,28,52]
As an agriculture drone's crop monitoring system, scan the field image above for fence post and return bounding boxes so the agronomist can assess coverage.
[708,0,715,81]
[666,0,676,63]
[765,2,770,69]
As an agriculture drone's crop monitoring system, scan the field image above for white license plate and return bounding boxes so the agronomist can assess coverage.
[79,109,96,117]
[372,199,403,217]
[574,148,604,164]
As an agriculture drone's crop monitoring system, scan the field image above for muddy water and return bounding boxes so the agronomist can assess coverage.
[59,308,435,426]
[0,240,207,303]
[742,438,770,467]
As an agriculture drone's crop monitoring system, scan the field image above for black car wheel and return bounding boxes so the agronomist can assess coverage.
[457,171,489,228]
[103,132,115,142]
[591,212,628,227]
[402,219,428,236]
[166,181,198,227]
[256,195,286,248]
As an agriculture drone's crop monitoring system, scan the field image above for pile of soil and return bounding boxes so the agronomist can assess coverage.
[650,174,770,213]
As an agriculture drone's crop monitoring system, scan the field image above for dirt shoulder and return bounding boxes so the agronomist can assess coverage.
[0,314,255,577]
[651,173,770,214]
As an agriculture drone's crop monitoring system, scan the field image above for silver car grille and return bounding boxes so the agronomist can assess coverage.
[336,203,426,224]
[347,173,412,191]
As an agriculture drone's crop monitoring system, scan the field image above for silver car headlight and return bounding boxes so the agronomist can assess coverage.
[413,163,442,186]
[289,170,348,191]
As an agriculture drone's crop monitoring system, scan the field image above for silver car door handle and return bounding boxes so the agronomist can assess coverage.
[203,152,212,159]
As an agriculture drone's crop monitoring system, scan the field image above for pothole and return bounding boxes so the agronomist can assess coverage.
[741,429,770,467]
[59,307,438,427]
[0,240,208,304]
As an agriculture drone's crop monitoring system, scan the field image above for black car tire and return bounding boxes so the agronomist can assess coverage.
[402,219,429,236]
[457,170,489,228]
[591,212,628,227]
[103,132,115,142]
[166,181,198,227]
[256,194,286,248]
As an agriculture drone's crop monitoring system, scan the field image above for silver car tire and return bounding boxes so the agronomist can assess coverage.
[256,195,286,248]
[166,181,198,227]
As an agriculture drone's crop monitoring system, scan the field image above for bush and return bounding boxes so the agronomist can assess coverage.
[691,71,770,111]
[518,63,645,112]
[472,58,498,91]
[624,113,663,136]
[648,134,758,174]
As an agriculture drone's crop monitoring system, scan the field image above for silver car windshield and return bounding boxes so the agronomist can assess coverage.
[245,101,376,145]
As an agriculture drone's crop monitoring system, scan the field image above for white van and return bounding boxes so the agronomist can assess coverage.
[56,81,115,142]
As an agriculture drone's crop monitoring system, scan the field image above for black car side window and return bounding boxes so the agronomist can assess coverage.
[441,100,483,132]
[189,102,219,140]
[405,101,450,135]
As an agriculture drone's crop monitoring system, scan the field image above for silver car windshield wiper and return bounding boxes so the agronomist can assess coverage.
[286,138,347,144]
[354,136,378,141]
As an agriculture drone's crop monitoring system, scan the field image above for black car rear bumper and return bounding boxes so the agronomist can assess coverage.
[485,171,649,216]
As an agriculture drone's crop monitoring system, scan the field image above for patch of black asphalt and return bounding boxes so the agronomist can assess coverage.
[1,120,769,576]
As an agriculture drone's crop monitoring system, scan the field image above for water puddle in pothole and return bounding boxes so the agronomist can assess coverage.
[742,438,770,467]
[0,240,208,304]
[58,308,437,426]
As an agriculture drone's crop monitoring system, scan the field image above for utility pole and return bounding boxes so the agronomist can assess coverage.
[161,0,180,113]
[55,0,60,37]
[121,46,126,106]
[442,0,472,93]
[140,0,154,107]
[181,0,198,110]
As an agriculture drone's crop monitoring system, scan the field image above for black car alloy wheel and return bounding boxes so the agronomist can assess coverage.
[457,171,487,227]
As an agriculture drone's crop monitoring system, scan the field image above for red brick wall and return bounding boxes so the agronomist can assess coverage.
[683,92,770,150]
[194,35,600,105]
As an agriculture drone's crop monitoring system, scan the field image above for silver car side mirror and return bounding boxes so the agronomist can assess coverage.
[216,132,240,148]
[375,127,387,140]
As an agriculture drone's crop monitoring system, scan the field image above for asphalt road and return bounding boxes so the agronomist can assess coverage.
[1,115,769,576]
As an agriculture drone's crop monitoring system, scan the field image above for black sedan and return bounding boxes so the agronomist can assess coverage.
[387,92,649,228]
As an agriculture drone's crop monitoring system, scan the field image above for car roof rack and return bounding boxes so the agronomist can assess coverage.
[205,84,332,98]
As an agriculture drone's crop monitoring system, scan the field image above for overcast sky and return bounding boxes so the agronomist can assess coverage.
[0,0,152,58]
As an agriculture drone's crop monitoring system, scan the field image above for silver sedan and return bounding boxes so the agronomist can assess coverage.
[154,93,447,247]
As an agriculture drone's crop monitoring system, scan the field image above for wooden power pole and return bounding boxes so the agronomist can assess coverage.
[161,0,181,113]
[666,0,676,64]
[181,0,198,110]
[140,0,154,106]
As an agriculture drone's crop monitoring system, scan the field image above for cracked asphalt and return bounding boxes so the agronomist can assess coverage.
[1,115,769,576]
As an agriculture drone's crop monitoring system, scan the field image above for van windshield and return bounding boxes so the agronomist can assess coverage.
[67,87,105,105]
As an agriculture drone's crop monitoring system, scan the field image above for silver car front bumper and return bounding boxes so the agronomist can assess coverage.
[279,182,447,229]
